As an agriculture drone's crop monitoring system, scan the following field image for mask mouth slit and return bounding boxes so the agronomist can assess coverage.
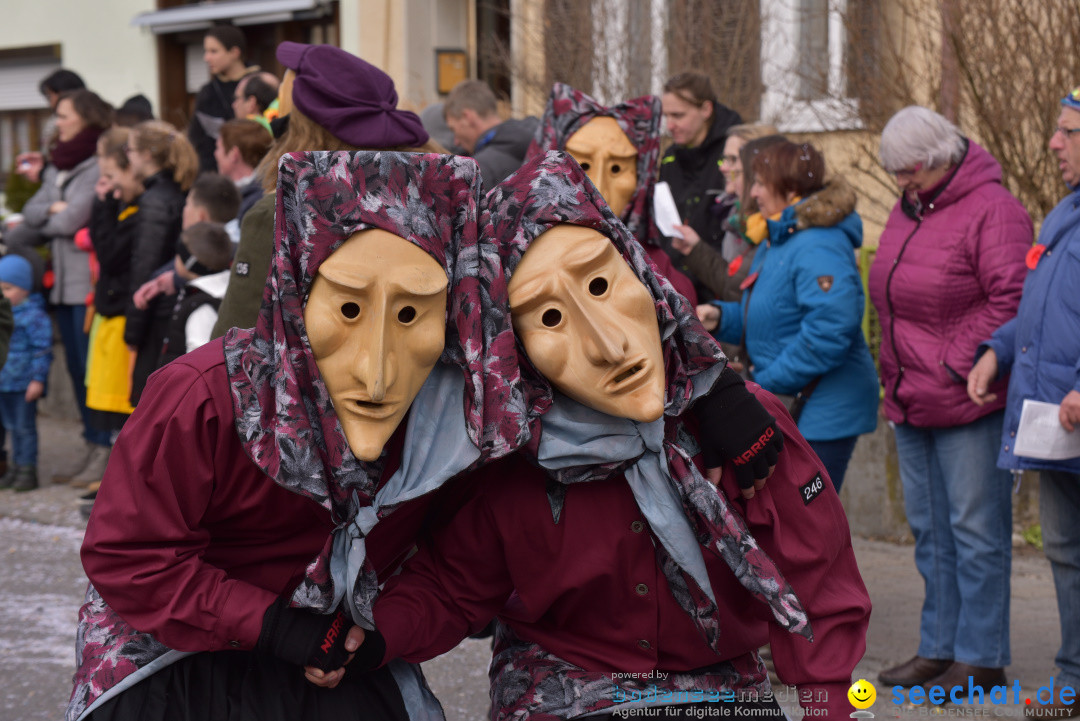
[613,363,643,385]
[354,399,384,410]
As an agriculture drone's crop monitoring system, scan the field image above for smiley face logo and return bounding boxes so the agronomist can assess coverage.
[848,679,877,709]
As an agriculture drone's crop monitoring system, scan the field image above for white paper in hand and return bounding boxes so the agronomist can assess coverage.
[1014,399,1080,460]
[652,181,684,239]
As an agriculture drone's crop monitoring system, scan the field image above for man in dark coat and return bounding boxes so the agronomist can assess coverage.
[660,72,743,255]
[443,80,538,191]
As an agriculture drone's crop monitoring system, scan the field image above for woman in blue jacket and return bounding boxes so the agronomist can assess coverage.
[698,140,878,490]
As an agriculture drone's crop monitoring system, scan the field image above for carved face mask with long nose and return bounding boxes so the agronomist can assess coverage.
[508,223,665,423]
[564,116,639,218]
[304,228,448,461]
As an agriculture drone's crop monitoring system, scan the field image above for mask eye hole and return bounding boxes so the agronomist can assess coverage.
[398,306,416,324]
[589,277,608,296]
[611,164,622,174]
[341,302,360,319]
[542,309,562,328]
[579,161,591,171]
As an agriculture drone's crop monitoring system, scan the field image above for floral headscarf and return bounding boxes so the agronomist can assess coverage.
[528,82,664,249]
[481,151,809,720]
[224,150,528,517]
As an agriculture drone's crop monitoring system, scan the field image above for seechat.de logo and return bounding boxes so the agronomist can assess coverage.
[891,676,1076,715]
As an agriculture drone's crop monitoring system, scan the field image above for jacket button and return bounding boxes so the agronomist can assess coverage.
[229,640,241,648]
[631,521,645,533]
[1022,347,1027,353]
[1010,431,1016,437]
[635,583,649,596]
[1004,445,1010,452]
[638,639,651,650]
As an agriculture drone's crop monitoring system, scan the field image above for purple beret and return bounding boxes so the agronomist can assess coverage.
[276,41,429,148]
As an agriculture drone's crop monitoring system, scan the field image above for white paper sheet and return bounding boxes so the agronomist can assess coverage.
[1014,399,1080,460]
[652,181,684,239]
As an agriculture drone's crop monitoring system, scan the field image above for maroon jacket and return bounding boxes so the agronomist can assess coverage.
[373,387,870,718]
[868,141,1032,427]
[645,243,698,305]
[81,340,437,653]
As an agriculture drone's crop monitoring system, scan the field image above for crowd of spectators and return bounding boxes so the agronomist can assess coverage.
[0,27,1078,721]
[0,50,276,497]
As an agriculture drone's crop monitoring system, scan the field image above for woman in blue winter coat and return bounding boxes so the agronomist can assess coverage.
[698,140,878,490]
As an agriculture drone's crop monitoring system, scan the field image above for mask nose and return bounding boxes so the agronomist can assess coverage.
[355,307,397,401]
[579,308,628,365]
[585,163,609,203]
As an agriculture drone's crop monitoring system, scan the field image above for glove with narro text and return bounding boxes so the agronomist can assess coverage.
[694,366,783,490]
[256,597,354,671]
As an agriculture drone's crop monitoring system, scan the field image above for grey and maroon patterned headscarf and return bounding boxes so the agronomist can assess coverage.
[482,151,808,720]
[528,82,664,249]
[224,150,530,619]
[225,150,527,512]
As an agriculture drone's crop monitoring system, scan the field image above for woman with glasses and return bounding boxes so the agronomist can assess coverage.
[869,105,1032,692]
[696,140,878,491]
[671,128,782,370]
[671,126,782,301]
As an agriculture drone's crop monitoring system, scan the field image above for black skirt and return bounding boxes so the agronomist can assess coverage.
[86,650,410,721]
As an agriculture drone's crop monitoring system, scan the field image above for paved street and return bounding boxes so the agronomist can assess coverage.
[0,414,1063,721]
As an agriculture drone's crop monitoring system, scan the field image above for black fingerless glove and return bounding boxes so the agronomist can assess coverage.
[694,366,783,489]
[256,598,354,671]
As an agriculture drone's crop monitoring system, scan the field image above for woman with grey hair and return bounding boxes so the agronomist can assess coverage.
[879,105,968,185]
[869,105,1032,690]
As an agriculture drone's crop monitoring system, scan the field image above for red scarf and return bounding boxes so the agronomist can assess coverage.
[50,126,102,171]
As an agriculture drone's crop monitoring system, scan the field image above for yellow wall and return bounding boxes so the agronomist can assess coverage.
[349,0,472,112]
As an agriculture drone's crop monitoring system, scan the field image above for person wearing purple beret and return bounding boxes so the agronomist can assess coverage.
[211,42,443,337]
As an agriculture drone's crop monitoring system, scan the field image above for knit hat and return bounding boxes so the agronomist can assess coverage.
[276,42,428,148]
[0,254,34,292]
[1063,85,1080,112]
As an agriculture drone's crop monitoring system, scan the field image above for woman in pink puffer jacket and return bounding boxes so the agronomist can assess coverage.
[869,106,1032,692]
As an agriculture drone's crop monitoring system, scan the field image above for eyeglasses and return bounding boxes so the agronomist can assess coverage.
[719,155,741,174]
[1054,126,1080,139]
[890,162,923,179]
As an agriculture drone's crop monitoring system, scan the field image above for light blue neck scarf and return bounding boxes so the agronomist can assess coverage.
[322,362,481,627]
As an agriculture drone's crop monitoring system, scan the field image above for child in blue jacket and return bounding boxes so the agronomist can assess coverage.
[0,255,53,491]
